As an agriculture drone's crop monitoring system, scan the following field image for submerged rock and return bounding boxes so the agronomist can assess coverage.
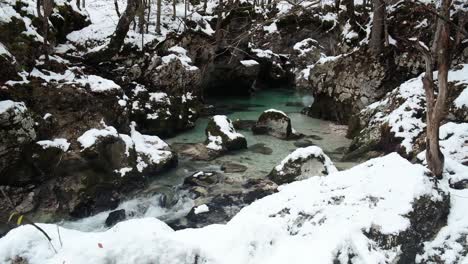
[205,115,247,152]
[232,119,256,131]
[220,162,248,173]
[268,146,337,184]
[171,143,218,161]
[252,109,293,139]
[249,143,273,155]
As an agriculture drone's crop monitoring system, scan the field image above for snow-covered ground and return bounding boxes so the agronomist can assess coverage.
[0,153,455,264]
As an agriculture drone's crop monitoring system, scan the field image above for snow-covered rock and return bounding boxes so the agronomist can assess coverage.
[0,154,449,263]
[205,115,247,152]
[252,109,296,139]
[268,146,337,184]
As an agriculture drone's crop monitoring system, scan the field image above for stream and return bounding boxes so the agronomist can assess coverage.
[61,89,356,231]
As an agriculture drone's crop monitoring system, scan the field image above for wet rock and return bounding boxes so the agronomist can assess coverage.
[252,109,293,139]
[307,134,323,140]
[205,115,247,152]
[232,119,256,131]
[105,209,126,227]
[171,143,219,161]
[220,162,248,173]
[268,146,338,184]
[249,143,273,155]
[183,171,221,187]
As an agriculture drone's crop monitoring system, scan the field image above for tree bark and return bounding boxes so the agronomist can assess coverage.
[173,0,176,20]
[86,0,141,63]
[369,0,385,56]
[156,0,162,33]
[42,0,53,63]
[419,0,452,179]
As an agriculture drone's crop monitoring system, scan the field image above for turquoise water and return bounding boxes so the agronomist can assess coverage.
[62,89,356,231]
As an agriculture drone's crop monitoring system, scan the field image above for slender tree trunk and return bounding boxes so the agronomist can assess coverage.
[76,0,80,10]
[42,0,53,63]
[203,0,207,13]
[419,0,452,179]
[86,0,141,62]
[369,0,385,56]
[455,12,466,47]
[156,0,162,33]
[114,0,121,17]
[82,0,85,8]
[138,0,145,34]
[146,0,151,33]
[215,0,224,44]
[173,0,176,20]
[37,0,43,18]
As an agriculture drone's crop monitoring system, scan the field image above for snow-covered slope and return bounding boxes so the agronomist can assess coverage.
[0,153,448,264]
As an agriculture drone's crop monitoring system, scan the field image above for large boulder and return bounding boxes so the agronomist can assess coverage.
[268,146,338,184]
[0,100,36,186]
[252,109,294,139]
[205,115,247,152]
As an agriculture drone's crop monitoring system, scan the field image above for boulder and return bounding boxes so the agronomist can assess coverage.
[205,115,247,152]
[105,209,127,227]
[252,109,293,139]
[268,146,338,184]
[0,100,37,186]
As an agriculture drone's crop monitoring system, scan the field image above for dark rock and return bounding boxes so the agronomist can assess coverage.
[172,143,219,161]
[449,179,468,190]
[183,171,221,187]
[249,143,273,155]
[232,119,257,131]
[105,209,126,227]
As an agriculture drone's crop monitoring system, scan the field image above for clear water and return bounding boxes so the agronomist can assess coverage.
[61,89,356,231]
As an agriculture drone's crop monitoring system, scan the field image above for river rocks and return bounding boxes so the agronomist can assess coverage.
[171,143,219,161]
[268,146,338,185]
[294,138,315,148]
[252,109,296,139]
[220,162,248,173]
[205,115,247,152]
[105,209,127,227]
[232,119,256,131]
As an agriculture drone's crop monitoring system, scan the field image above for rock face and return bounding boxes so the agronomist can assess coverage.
[345,64,468,161]
[205,115,247,152]
[0,101,37,186]
[252,109,293,139]
[268,146,338,184]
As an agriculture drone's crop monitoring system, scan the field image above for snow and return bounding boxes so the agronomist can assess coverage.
[0,100,26,115]
[160,46,198,71]
[149,92,170,104]
[76,74,121,92]
[130,122,173,172]
[30,68,121,92]
[115,167,133,177]
[0,42,12,58]
[454,88,468,108]
[264,108,287,116]
[212,115,245,141]
[0,153,446,264]
[240,60,259,67]
[194,204,210,214]
[251,48,277,59]
[36,138,71,152]
[293,38,318,56]
[206,133,223,151]
[77,126,119,149]
[273,146,337,175]
[263,22,278,34]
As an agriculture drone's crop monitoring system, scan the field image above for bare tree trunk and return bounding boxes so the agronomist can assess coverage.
[215,0,224,44]
[335,0,341,12]
[455,12,466,47]
[115,0,121,17]
[42,0,53,63]
[37,0,43,18]
[76,0,80,10]
[138,0,145,34]
[203,0,207,12]
[173,0,176,20]
[86,0,141,62]
[156,0,162,33]
[369,0,385,56]
[419,0,452,179]
[146,0,151,33]
[82,0,85,8]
